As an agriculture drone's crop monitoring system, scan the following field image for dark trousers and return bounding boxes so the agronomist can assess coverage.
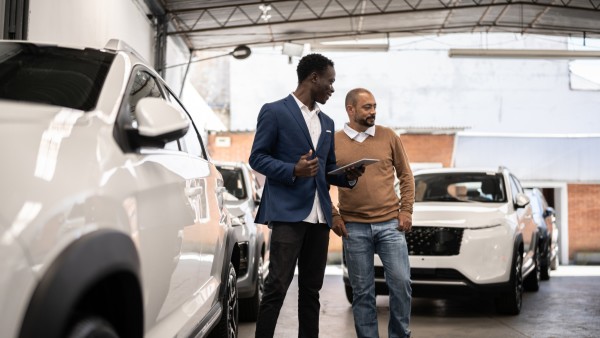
[255,221,330,338]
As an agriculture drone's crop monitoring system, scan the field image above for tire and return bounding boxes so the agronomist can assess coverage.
[208,263,238,338]
[495,250,523,315]
[67,316,119,338]
[540,240,551,281]
[239,256,264,322]
[524,246,541,292]
[344,284,353,304]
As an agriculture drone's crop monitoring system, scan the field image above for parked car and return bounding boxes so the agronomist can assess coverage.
[525,187,559,279]
[0,40,240,338]
[214,161,270,322]
[342,166,541,315]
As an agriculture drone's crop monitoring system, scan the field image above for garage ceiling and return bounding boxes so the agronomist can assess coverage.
[157,0,600,52]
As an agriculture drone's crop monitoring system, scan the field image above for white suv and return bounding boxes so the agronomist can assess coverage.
[0,40,239,337]
[343,167,541,315]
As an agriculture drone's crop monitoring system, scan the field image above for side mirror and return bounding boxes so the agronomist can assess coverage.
[132,97,189,147]
[515,193,530,208]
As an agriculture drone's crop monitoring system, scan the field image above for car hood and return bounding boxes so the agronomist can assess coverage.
[413,202,509,228]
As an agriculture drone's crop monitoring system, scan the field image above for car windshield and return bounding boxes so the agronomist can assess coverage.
[0,42,114,111]
[216,165,247,200]
[415,172,507,203]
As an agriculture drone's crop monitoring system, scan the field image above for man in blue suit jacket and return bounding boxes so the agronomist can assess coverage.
[250,54,362,338]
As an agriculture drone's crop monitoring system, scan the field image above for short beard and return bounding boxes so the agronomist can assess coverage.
[356,116,375,127]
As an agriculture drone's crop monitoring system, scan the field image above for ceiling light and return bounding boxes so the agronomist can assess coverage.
[311,43,389,52]
[259,4,272,22]
[448,49,600,59]
[282,42,304,57]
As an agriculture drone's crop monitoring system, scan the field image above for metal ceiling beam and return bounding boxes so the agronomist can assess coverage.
[187,22,600,51]
[166,0,600,35]
[144,0,168,75]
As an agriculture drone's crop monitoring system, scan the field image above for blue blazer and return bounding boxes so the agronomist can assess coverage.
[249,94,352,228]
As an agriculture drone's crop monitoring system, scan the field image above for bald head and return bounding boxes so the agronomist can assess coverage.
[345,88,377,132]
[345,88,373,107]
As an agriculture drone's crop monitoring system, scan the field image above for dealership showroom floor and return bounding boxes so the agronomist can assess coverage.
[239,265,600,338]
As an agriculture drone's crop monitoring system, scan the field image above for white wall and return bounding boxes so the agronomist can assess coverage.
[230,34,600,134]
[27,0,155,64]
[26,0,191,93]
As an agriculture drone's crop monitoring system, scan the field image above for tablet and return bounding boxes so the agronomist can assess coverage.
[327,158,379,175]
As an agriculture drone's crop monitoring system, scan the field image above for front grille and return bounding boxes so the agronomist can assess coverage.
[406,226,464,256]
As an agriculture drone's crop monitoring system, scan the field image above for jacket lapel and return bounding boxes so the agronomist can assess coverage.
[315,112,328,151]
[284,95,314,150]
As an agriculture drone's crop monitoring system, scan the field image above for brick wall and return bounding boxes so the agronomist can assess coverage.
[206,131,600,261]
[567,184,600,259]
[400,134,455,167]
[207,131,456,167]
[207,132,255,162]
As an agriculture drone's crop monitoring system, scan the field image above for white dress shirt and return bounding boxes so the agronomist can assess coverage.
[292,93,325,224]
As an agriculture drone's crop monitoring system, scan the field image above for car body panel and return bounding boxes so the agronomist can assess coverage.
[0,40,235,338]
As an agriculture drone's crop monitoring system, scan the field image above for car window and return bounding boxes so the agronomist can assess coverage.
[216,165,247,200]
[0,42,114,111]
[414,172,506,203]
[116,67,180,151]
[164,88,206,159]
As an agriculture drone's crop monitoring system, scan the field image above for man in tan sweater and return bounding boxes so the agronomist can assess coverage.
[332,88,414,338]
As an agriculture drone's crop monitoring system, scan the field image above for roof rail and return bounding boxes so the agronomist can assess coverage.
[103,39,148,63]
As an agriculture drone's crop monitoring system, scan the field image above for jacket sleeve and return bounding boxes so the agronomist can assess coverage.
[249,104,296,185]
[393,132,415,215]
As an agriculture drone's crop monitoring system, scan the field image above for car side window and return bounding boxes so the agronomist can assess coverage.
[116,67,179,151]
[164,89,206,159]
[123,69,162,125]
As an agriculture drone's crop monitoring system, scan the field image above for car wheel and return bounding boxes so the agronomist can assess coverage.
[495,250,523,315]
[524,246,541,292]
[344,284,353,304]
[239,256,264,322]
[540,241,551,281]
[208,263,238,338]
[67,316,119,338]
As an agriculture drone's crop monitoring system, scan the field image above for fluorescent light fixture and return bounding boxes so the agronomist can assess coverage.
[282,42,304,57]
[311,43,389,52]
[449,49,600,59]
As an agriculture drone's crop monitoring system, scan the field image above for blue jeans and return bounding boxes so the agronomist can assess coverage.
[343,219,411,338]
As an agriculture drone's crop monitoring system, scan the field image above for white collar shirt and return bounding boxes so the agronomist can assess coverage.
[292,93,325,224]
[343,123,375,143]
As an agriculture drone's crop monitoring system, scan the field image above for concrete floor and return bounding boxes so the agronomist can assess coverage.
[239,265,600,338]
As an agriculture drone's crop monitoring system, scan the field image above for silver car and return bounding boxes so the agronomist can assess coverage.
[0,40,239,338]
[214,161,270,322]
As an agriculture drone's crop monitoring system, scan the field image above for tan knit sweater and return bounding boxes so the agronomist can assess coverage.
[332,125,415,224]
